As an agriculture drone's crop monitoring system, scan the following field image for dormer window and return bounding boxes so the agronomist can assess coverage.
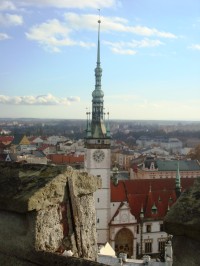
[151,203,157,214]
[169,196,173,203]
[150,162,154,170]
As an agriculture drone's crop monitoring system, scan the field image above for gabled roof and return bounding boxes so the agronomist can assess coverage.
[12,134,30,145]
[111,178,195,221]
[29,136,44,144]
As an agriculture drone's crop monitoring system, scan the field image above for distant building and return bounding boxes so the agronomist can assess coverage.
[130,158,200,180]
[47,153,84,168]
[19,150,48,164]
[29,136,44,147]
[136,137,182,153]
[115,150,137,170]
[11,134,31,153]
[38,144,56,155]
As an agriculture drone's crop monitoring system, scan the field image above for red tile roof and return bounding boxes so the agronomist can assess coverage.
[0,136,14,144]
[111,178,195,221]
[38,144,53,151]
[47,154,84,164]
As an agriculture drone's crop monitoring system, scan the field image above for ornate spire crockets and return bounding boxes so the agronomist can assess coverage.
[86,14,110,140]
[95,17,102,91]
[175,162,182,198]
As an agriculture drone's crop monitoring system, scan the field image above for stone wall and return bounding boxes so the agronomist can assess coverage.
[0,162,105,266]
[164,177,200,266]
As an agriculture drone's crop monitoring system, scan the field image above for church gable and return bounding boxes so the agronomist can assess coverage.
[12,134,30,146]
[20,135,30,145]
[111,202,137,225]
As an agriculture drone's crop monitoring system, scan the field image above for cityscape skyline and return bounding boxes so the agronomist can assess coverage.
[1,0,200,121]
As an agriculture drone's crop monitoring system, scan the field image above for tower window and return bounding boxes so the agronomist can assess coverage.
[97,198,100,203]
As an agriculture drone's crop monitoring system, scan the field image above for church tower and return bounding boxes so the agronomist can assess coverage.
[84,17,111,244]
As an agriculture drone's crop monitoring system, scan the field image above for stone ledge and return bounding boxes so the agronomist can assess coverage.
[0,250,108,266]
[0,162,101,213]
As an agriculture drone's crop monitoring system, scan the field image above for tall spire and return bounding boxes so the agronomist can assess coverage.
[85,11,111,143]
[90,11,107,138]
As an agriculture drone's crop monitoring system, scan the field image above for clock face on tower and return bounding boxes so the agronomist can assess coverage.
[93,149,105,163]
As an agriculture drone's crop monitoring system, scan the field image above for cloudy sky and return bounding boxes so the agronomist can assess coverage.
[1,0,200,120]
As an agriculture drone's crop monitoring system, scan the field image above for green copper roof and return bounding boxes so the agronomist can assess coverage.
[157,160,200,171]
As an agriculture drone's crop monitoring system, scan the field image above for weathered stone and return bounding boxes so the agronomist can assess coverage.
[164,177,200,266]
[0,162,67,213]
[68,170,102,197]
[164,177,200,240]
[67,171,99,260]
[0,251,108,266]
[0,162,101,265]
[35,204,63,252]
[171,236,200,266]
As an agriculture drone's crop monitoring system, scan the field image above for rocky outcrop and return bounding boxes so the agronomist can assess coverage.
[0,162,103,266]
[164,177,200,266]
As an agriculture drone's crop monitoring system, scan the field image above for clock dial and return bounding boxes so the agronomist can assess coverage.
[93,150,105,163]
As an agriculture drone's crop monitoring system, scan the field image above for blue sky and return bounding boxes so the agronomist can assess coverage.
[1,0,200,120]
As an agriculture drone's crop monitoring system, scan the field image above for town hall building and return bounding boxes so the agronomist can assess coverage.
[84,18,195,259]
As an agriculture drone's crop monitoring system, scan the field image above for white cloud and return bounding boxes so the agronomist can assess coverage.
[129,25,176,38]
[0,13,23,27]
[189,44,200,50]
[15,0,117,9]
[104,38,163,54]
[0,33,10,40]
[64,13,177,39]
[111,47,137,55]
[0,94,80,105]
[26,19,94,52]
[0,1,16,11]
[25,12,175,53]
[129,39,164,48]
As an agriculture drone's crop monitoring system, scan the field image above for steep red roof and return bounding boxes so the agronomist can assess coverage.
[0,136,13,144]
[111,178,195,221]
